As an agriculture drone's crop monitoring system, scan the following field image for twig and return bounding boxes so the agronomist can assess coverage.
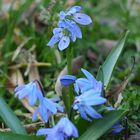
[9,62,51,69]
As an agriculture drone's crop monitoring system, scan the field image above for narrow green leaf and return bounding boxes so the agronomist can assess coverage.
[0,132,44,140]
[96,66,104,85]
[97,30,130,89]
[0,96,26,134]
[79,110,126,140]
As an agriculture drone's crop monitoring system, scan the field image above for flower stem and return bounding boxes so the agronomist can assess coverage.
[66,46,74,118]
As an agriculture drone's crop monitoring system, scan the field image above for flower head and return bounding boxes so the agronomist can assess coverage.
[60,6,92,25]
[75,68,102,94]
[73,89,106,121]
[60,68,102,94]
[32,97,64,123]
[47,6,92,51]
[37,117,78,140]
[15,81,43,106]
[47,27,71,51]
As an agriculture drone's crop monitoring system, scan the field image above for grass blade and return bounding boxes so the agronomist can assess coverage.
[79,110,126,140]
[0,96,26,134]
[0,132,44,140]
[97,30,130,89]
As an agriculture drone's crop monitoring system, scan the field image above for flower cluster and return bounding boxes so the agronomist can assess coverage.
[15,80,78,140]
[15,80,64,123]
[61,68,106,121]
[47,6,92,51]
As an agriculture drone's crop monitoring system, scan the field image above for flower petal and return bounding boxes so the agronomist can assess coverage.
[81,68,96,82]
[39,104,49,122]
[32,108,39,121]
[53,28,62,35]
[78,105,92,121]
[84,106,102,119]
[83,96,106,106]
[43,98,57,114]
[36,128,53,136]
[65,20,82,39]
[58,36,70,51]
[59,11,66,20]
[60,75,76,86]
[47,34,61,47]
[112,123,124,133]
[73,13,92,25]
[14,85,26,92]
[75,78,91,93]
[28,85,38,106]
[67,6,81,15]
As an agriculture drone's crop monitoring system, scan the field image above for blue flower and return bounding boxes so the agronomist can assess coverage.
[106,106,124,134]
[73,89,106,121]
[112,123,124,134]
[60,68,102,94]
[47,6,92,51]
[60,75,76,86]
[58,19,82,40]
[67,6,82,15]
[32,97,64,123]
[15,81,43,106]
[61,6,92,25]
[36,117,78,140]
[47,27,71,51]
[74,68,102,94]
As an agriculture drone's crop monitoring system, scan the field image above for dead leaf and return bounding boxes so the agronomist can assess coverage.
[96,39,117,56]
[12,37,32,62]
[87,48,97,62]
[28,52,40,81]
[66,0,75,6]
[108,57,135,107]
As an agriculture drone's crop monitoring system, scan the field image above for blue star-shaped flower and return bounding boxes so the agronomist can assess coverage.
[32,97,64,123]
[60,68,102,94]
[73,89,106,121]
[74,68,102,94]
[47,27,71,51]
[15,81,43,106]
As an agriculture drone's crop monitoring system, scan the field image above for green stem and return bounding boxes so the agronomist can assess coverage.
[66,46,74,118]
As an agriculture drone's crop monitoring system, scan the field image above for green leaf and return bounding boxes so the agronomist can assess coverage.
[0,132,44,140]
[97,30,130,89]
[79,110,126,140]
[0,96,26,134]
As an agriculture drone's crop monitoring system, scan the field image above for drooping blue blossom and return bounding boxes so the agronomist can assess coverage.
[15,81,43,106]
[32,97,64,123]
[47,6,92,51]
[106,106,124,134]
[73,89,106,121]
[36,117,78,140]
[60,75,76,86]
